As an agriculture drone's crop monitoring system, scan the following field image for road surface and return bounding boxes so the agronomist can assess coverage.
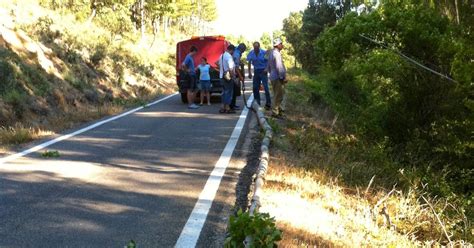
[0,89,255,247]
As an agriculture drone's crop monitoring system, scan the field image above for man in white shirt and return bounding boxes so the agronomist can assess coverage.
[218,44,236,113]
[267,38,287,118]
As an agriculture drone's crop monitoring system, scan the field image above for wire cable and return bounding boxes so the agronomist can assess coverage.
[359,34,458,83]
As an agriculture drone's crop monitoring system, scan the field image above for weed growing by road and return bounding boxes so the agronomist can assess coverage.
[125,240,136,248]
[225,209,281,248]
[41,150,60,158]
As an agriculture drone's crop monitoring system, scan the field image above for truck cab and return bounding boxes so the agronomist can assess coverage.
[176,36,230,103]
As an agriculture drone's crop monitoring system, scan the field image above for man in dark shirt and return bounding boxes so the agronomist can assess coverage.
[182,46,200,109]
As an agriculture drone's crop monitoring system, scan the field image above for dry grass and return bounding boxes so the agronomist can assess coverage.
[259,70,473,247]
[0,102,124,149]
[0,124,54,146]
[48,103,125,131]
[263,161,472,247]
[261,159,419,247]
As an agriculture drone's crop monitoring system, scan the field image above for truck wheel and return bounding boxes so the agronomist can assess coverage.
[181,92,188,103]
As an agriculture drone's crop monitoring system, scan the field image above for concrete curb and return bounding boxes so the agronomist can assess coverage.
[244,101,274,247]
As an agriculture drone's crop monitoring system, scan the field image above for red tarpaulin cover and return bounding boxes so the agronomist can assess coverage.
[176,36,230,74]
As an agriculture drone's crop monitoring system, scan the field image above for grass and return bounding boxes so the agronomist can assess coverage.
[0,0,179,147]
[261,161,437,247]
[260,69,472,247]
[47,104,123,130]
[0,124,53,146]
[0,99,147,147]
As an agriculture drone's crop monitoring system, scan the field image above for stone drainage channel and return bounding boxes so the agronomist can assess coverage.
[235,101,274,247]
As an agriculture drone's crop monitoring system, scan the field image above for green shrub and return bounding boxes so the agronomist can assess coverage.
[287,70,472,241]
[64,72,86,91]
[0,126,34,145]
[41,150,60,158]
[225,210,282,248]
[32,16,59,43]
[4,89,26,118]
[308,3,473,197]
[90,44,108,66]
[281,3,473,238]
[0,56,16,95]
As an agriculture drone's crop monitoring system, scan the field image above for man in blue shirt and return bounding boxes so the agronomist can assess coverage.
[247,42,271,109]
[231,43,247,110]
[182,46,199,109]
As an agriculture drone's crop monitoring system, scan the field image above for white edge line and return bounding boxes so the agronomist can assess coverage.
[0,93,178,165]
[175,94,254,248]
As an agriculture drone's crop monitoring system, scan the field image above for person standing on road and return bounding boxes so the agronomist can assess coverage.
[197,57,212,106]
[267,38,287,118]
[182,46,200,109]
[218,44,236,114]
[247,41,271,110]
[230,43,247,110]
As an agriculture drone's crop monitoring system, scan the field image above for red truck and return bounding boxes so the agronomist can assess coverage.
[176,36,231,103]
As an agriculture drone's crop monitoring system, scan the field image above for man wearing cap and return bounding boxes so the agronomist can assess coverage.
[231,43,247,110]
[267,38,287,118]
[247,42,271,110]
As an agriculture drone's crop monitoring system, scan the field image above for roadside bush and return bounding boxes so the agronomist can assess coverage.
[281,3,473,242]
[225,210,282,248]
[0,125,35,145]
[312,3,473,197]
[285,70,472,242]
[4,89,26,118]
[90,44,108,66]
[0,57,16,95]
[32,16,60,43]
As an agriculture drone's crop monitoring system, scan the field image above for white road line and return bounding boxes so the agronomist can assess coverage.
[175,94,255,248]
[0,93,178,165]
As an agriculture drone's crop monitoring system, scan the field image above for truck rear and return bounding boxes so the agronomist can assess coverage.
[176,36,230,103]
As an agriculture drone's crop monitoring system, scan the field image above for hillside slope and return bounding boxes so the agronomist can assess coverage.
[0,2,179,149]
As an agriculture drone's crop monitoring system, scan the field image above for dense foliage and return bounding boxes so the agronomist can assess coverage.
[39,0,217,37]
[283,0,473,241]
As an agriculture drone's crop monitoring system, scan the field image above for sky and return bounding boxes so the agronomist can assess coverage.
[209,0,308,41]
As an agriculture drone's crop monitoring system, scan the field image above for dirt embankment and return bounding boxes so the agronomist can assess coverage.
[0,14,176,148]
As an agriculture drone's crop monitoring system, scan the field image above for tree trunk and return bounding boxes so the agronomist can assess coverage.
[140,0,145,40]
[163,16,168,36]
[454,0,460,24]
[149,18,159,48]
[87,0,97,23]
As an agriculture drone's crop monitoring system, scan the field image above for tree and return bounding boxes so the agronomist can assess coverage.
[87,0,134,22]
[283,11,303,66]
[196,0,217,23]
[41,0,219,38]
[299,0,337,72]
[259,32,272,50]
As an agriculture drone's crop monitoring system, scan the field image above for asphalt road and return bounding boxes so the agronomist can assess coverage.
[0,89,254,247]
